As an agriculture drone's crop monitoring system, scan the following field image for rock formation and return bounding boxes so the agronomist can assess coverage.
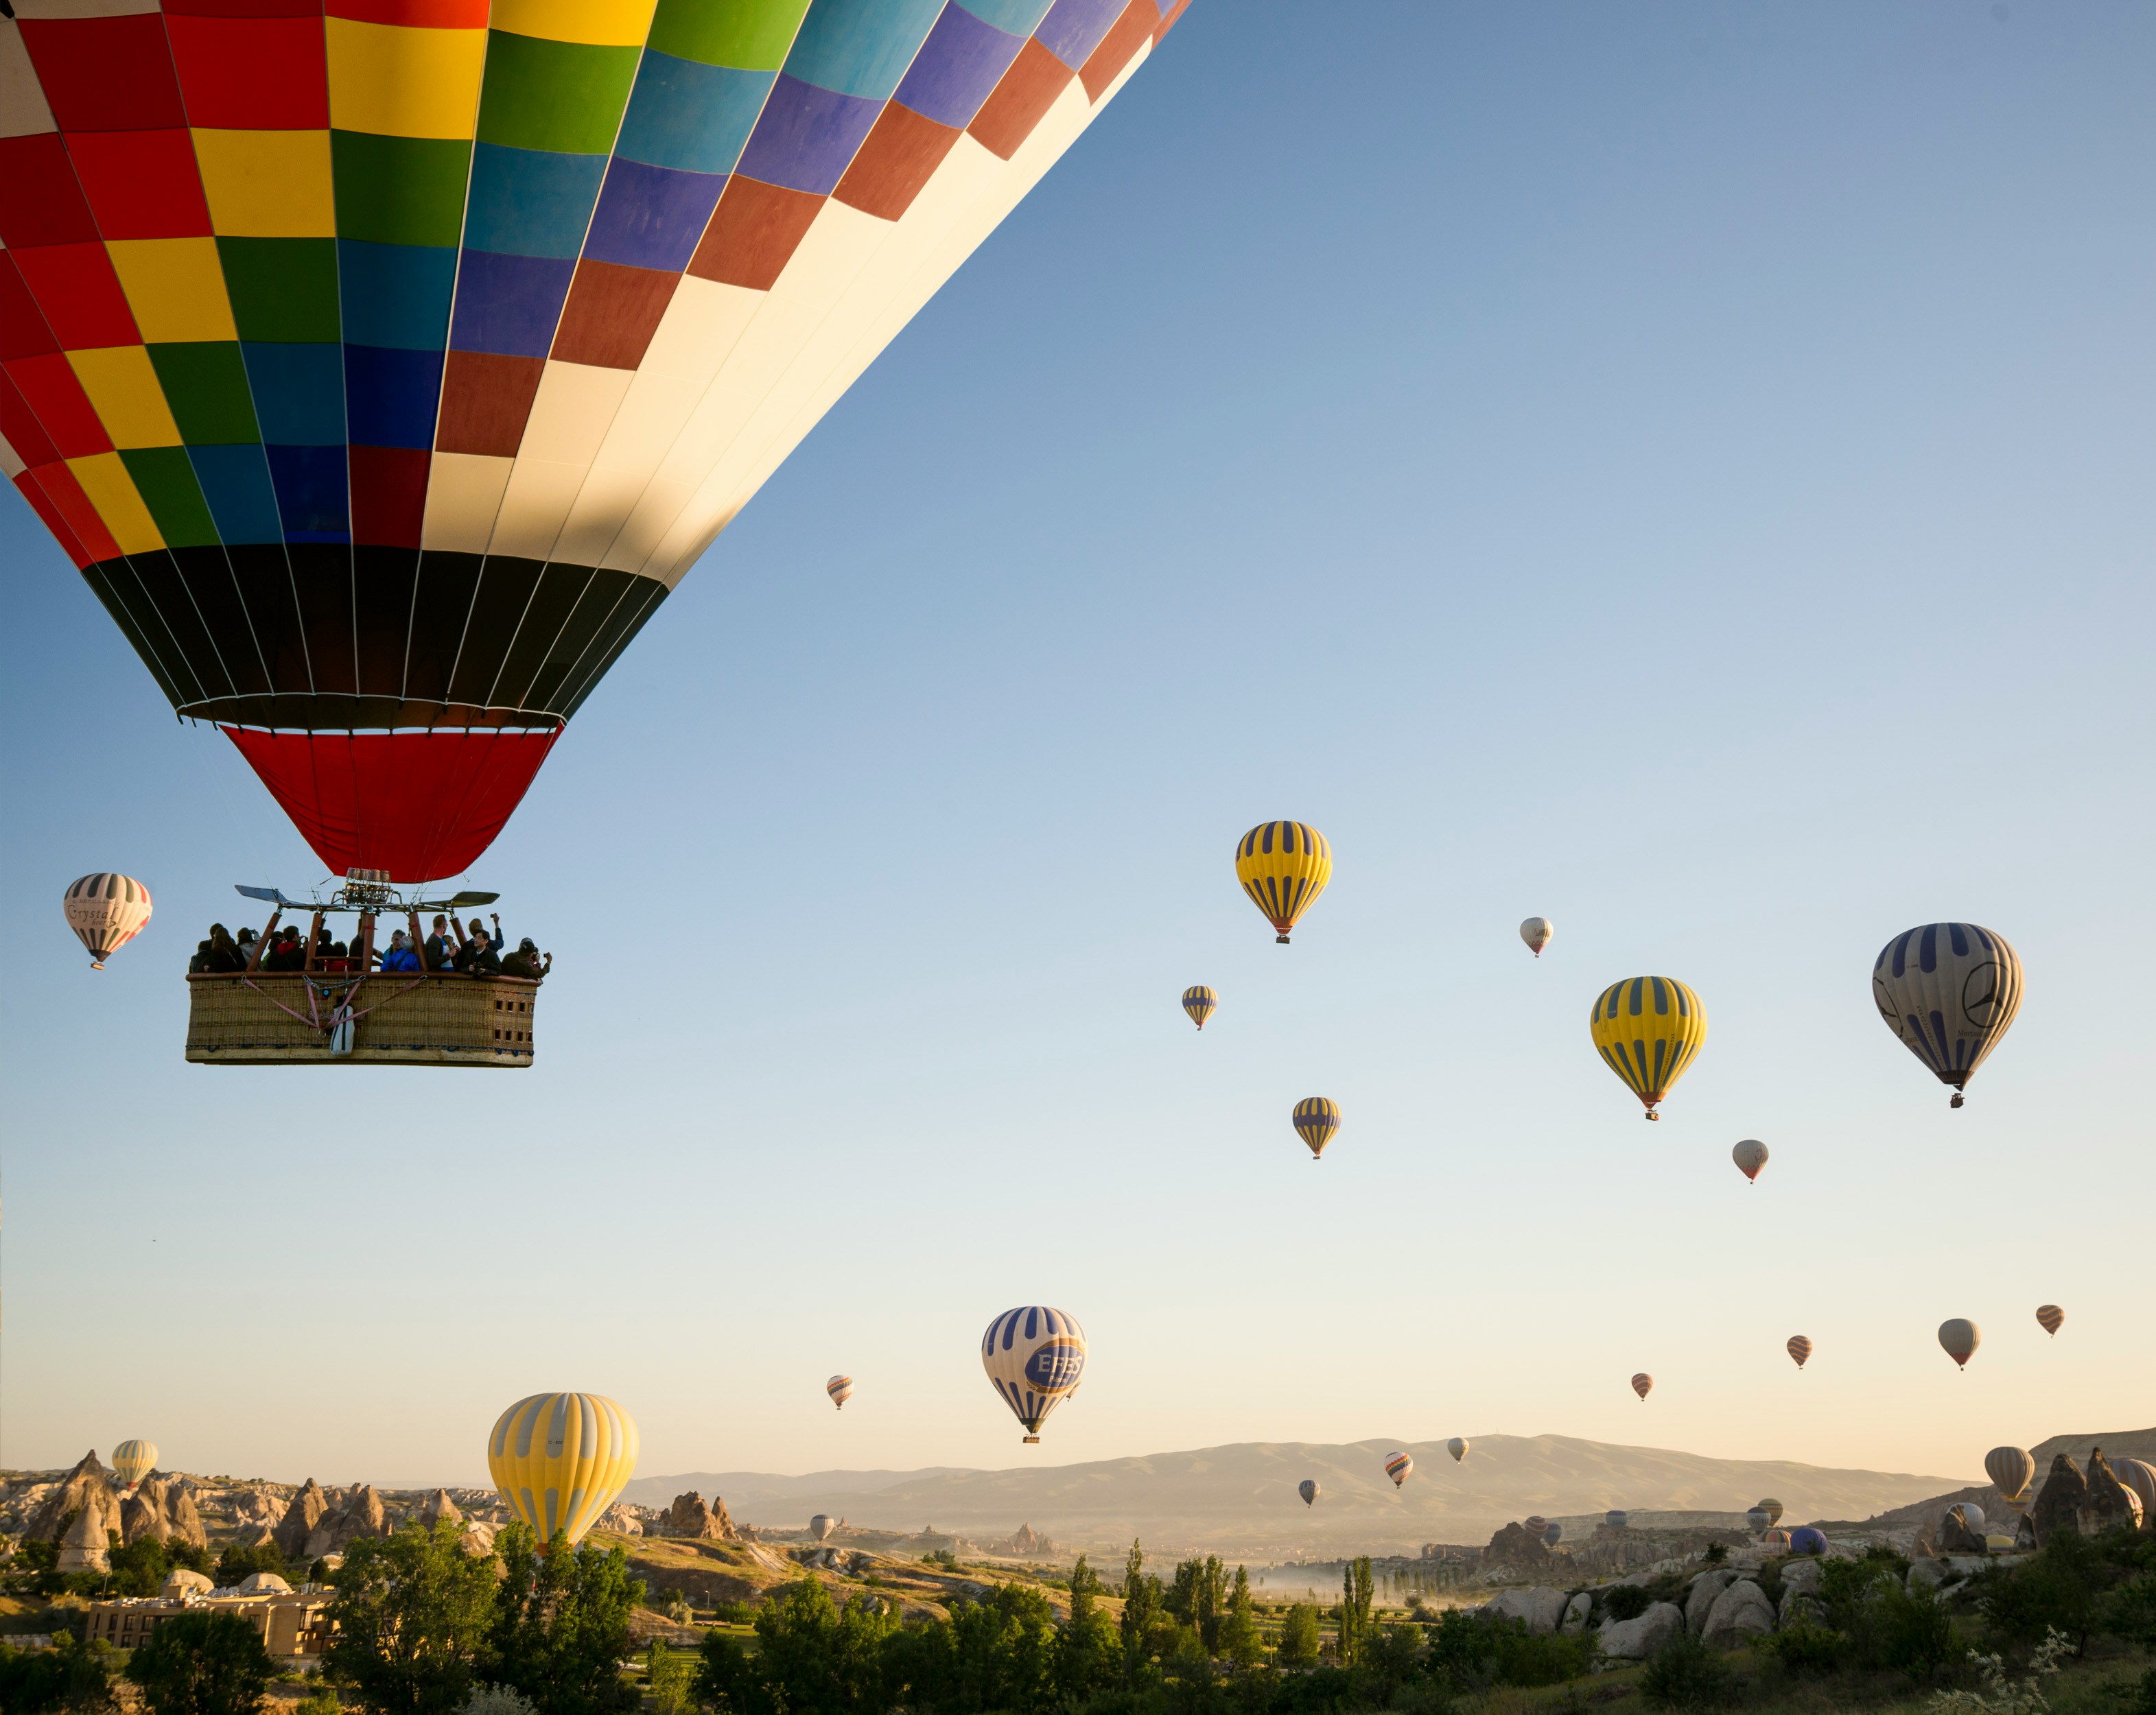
[1481,1521,1552,1573]
[1009,1524,1057,1557]
[1483,1587,1571,1635]
[2085,1451,2139,1534]
[596,1501,644,1537]
[655,1492,738,1541]
[57,1502,111,1574]
[27,1451,119,1544]
[2028,1455,2087,1547]
[1938,1504,1987,1554]
[163,1569,213,1598]
[275,1480,333,1559]
[1596,1600,1683,1660]
[1560,1592,1590,1634]
[1685,1569,1735,1633]
[306,1485,388,1559]
[419,1489,463,1528]
[164,1483,208,1548]
[121,1491,169,1546]
[1701,1580,1777,1646]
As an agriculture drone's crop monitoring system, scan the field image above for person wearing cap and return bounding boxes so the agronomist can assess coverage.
[501,937,552,980]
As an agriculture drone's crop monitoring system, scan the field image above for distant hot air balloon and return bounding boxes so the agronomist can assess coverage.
[1786,1336,1813,1370]
[1293,1097,1341,1160]
[1732,1139,1769,1183]
[1383,1452,1414,1489]
[1984,1447,2035,1507]
[1872,924,2024,1107]
[1604,1510,1628,1530]
[64,875,152,969]
[1543,1522,1563,1548]
[2113,1459,2156,1525]
[1182,986,1219,1031]
[1235,823,1332,944]
[1938,1319,1980,1369]
[826,1375,854,1411]
[1520,917,1554,958]
[1757,1498,1785,1527]
[3,5,1188,886]
[1746,1506,1770,1535]
[1763,1527,1792,1553]
[1299,1480,1320,1507]
[1788,1526,1827,1556]
[487,1393,637,1546]
[1590,978,1707,1120]
[1630,1373,1653,1401]
[1448,1438,1470,1463]
[810,1514,835,1541]
[111,1440,159,1495]
[2035,1304,2063,1337]
[981,1306,1086,1444]
[1523,1515,1547,1539]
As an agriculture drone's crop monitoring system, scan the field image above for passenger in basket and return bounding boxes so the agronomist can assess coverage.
[188,936,213,973]
[206,923,245,973]
[234,926,257,966]
[500,937,552,980]
[379,930,422,973]
[323,940,353,973]
[424,914,455,972]
[262,927,307,971]
[458,924,503,975]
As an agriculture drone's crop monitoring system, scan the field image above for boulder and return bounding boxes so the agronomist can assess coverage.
[27,1452,120,1545]
[459,1520,498,1557]
[1685,1569,1735,1633]
[1597,1600,1684,1660]
[1779,1593,1824,1629]
[2085,1452,2139,1535]
[1562,1592,1591,1635]
[419,1489,463,1528]
[2028,1456,2087,1548]
[1484,1587,1572,1635]
[1938,1505,1987,1555]
[56,1502,111,1574]
[1702,1580,1777,1646]
[237,1572,292,1595]
[1779,1559,1821,1599]
[275,1480,333,1560]
[1908,1559,1950,1592]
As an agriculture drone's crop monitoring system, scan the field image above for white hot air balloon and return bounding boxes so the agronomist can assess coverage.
[64,875,152,969]
[1447,1437,1470,1463]
[1520,918,1554,958]
[1732,1139,1769,1183]
[826,1375,854,1411]
[981,1306,1086,1443]
[810,1514,835,1541]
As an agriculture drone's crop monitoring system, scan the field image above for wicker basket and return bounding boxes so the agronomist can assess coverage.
[186,971,539,1067]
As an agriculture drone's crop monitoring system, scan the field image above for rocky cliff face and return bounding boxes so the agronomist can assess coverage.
[2028,1456,2088,1547]
[651,1492,738,1541]
[306,1485,389,1558]
[275,1479,332,1559]
[27,1451,119,1545]
[2085,1452,2140,1533]
[1481,1522,1553,1574]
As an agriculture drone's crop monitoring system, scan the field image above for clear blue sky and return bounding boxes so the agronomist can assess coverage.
[5,3,2151,1494]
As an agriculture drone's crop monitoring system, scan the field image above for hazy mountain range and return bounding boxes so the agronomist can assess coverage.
[623,1434,1972,1557]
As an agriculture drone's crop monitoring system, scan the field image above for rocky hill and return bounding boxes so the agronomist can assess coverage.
[627,1436,1963,1559]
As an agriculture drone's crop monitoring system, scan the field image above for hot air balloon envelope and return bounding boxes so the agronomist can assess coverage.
[1235,823,1332,943]
[810,1514,835,1541]
[3,4,1184,882]
[1630,1373,1654,1400]
[1732,1139,1768,1183]
[1788,1526,1827,1556]
[981,1306,1086,1443]
[2114,1460,2156,1524]
[1873,925,2024,1104]
[1293,1097,1341,1159]
[1383,1451,1413,1488]
[2035,1304,2064,1336]
[826,1375,854,1410]
[1746,1506,1771,1535]
[487,1392,637,1546]
[1591,978,1707,1118]
[1604,1510,1628,1529]
[1984,1447,2035,1503]
[1763,1528,1792,1552]
[1786,1336,1813,1369]
[1757,1499,1785,1527]
[1298,1480,1320,1507]
[1182,986,1218,1030]
[111,1440,159,1493]
[1543,1522,1563,1548]
[1938,1319,1981,1368]
[1448,1438,1470,1462]
[1520,917,1553,957]
[65,875,152,969]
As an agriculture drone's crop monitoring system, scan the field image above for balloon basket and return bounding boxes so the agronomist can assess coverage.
[185,971,541,1067]
[1022,1435,1040,1444]
[1276,934,1290,945]
[1949,1092,1965,1108]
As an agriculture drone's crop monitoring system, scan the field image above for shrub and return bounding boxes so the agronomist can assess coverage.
[128,1610,274,1715]
[1757,1620,1846,1676]
[1640,1627,1738,1712]
[1490,1625,1597,1688]
[2129,1666,2156,1715]
[1925,1627,2072,1715]
[1603,1585,1652,1622]
[1702,1544,1730,1567]
[708,1600,755,1624]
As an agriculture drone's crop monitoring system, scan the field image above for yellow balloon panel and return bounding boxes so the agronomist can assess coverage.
[1589,976,1707,1113]
[487,1393,638,1546]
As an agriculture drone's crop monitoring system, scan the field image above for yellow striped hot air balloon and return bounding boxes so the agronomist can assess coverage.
[487,1393,638,1546]
[1292,1097,1340,1160]
[1235,823,1331,944]
[111,1439,159,1495]
[1590,977,1707,1120]
[1182,986,1218,1030]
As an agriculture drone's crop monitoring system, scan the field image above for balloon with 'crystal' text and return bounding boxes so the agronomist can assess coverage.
[64,875,152,969]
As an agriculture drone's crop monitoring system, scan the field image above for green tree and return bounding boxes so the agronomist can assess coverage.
[645,1644,694,1715]
[1337,1557,1374,1668]
[1055,1557,1121,1703]
[1276,1602,1322,1669]
[0,1633,119,1712]
[487,1525,643,1715]
[701,1577,894,1715]
[126,1611,274,1715]
[107,1533,174,1597]
[1118,1539,1163,1685]
[1217,1565,1264,1668]
[323,1519,500,1715]
[213,1541,292,1589]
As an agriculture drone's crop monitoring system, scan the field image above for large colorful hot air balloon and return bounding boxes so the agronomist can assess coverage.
[2114,1459,2156,1525]
[1292,1096,1340,1160]
[1984,1446,2035,1508]
[1786,1336,1813,1370]
[1938,1318,1980,1369]
[2035,1304,2063,1337]
[1234,823,1331,944]
[111,1439,159,1494]
[1762,1526,1792,1553]
[1383,1451,1412,1489]
[1182,986,1217,1031]
[1590,978,1707,1120]
[981,1305,1084,1444]
[1,2,1188,883]
[826,1374,853,1410]
[487,1391,638,1545]
[1447,1438,1469,1463]
[1630,1372,1653,1401]
[63,875,152,969]
[1298,1479,1319,1507]
[1732,1139,1768,1183]
[1872,924,2024,1107]
[1519,917,1552,958]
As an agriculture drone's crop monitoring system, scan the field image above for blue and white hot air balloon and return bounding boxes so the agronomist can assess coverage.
[981,1306,1086,1445]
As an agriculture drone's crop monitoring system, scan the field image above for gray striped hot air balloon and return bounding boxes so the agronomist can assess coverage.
[1984,1447,2035,1508]
[1299,1480,1320,1507]
[2114,1459,2156,1525]
[981,1306,1086,1444]
[1873,923,2024,1107]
